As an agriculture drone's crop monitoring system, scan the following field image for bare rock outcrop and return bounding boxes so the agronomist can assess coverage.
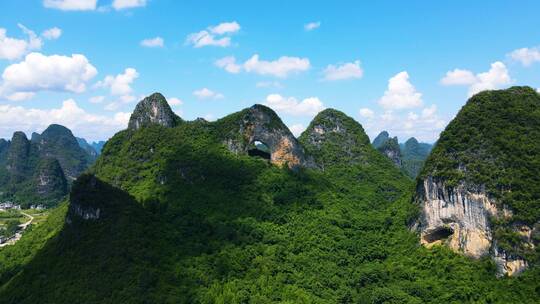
[415,176,530,276]
[128,93,181,130]
[221,104,313,168]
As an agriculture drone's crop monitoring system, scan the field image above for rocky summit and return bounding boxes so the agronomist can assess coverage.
[0,124,95,207]
[414,87,540,276]
[1,89,540,303]
[217,104,313,168]
[128,93,182,130]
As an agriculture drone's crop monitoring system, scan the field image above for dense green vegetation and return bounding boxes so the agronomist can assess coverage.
[400,138,432,179]
[0,124,94,208]
[371,132,432,178]
[0,102,538,303]
[421,87,540,259]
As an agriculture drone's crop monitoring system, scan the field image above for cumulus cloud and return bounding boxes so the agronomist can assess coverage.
[440,61,512,96]
[508,47,540,66]
[140,37,164,48]
[378,71,422,110]
[359,108,374,119]
[304,21,321,31]
[96,68,138,96]
[186,21,240,48]
[215,54,310,78]
[112,0,146,10]
[289,124,306,137]
[43,0,97,11]
[42,27,62,40]
[193,88,224,100]
[215,56,241,73]
[263,94,325,116]
[209,21,240,35]
[440,69,476,85]
[0,99,128,141]
[0,24,45,60]
[362,104,446,142]
[168,97,182,106]
[0,52,97,99]
[322,60,363,81]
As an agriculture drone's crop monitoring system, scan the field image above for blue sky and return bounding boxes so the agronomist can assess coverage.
[0,0,539,142]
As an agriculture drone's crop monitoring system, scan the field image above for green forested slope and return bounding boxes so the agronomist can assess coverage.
[0,103,538,303]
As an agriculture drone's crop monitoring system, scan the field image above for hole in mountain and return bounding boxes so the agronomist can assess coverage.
[423,226,454,243]
[248,140,271,160]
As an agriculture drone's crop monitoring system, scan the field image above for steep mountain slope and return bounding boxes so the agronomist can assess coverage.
[401,137,432,178]
[415,86,540,276]
[0,124,94,207]
[76,137,99,158]
[371,131,432,178]
[0,93,539,303]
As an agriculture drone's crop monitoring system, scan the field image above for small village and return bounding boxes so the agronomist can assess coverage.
[0,201,46,247]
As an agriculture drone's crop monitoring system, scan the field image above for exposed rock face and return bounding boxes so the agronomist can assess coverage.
[67,174,103,222]
[0,125,95,207]
[377,137,401,167]
[34,158,68,200]
[372,131,390,149]
[6,132,30,181]
[128,93,181,130]
[416,176,529,276]
[222,104,313,168]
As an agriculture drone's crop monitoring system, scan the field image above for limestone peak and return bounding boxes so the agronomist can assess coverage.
[128,93,181,130]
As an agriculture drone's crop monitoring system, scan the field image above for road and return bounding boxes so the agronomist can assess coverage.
[0,211,34,248]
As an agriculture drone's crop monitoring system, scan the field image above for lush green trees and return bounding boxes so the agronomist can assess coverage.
[0,101,538,303]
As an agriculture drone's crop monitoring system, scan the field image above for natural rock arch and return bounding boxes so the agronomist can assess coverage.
[221,104,313,168]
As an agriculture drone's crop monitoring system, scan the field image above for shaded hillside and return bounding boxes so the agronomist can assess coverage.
[0,124,94,207]
[0,94,538,303]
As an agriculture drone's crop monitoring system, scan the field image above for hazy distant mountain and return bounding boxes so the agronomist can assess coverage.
[371,131,432,178]
[0,124,95,207]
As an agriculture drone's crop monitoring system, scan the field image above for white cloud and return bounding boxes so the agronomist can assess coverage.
[193,88,224,100]
[216,54,310,78]
[1,52,97,98]
[289,124,305,137]
[89,95,105,104]
[43,0,97,11]
[323,60,363,81]
[363,104,446,142]
[378,71,422,110]
[5,92,35,101]
[96,68,139,96]
[263,94,325,116]
[168,97,183,106]
[359,107,374,119]
[508,47,540,66]
[186,21,240,48]
[215,56,241,73]
[42,27,62,40]
[209,22,240,35]
[186,31,230,48]
[112,0,146,10]
[441,62,512,96]
[304,22,321,31]
[0,99,128,141]
[0,24,44,60]
[440,69,476,85]
[140,37,164,48]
